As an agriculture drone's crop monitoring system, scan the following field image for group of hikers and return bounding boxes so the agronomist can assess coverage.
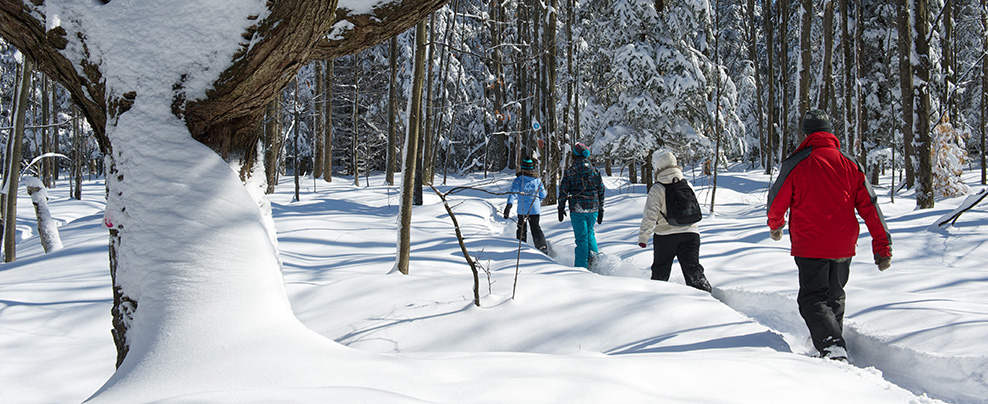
[502,109,893,362]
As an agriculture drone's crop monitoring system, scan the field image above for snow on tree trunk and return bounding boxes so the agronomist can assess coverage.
[1,0,450,396]
[24,177,63,253]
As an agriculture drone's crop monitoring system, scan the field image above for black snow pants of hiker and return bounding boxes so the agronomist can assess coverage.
[795,256,851,356]
[651,232,711,292]
[517,214,548,253]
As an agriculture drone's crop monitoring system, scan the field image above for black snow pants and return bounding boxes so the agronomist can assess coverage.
[650,232,711,292]
[516,214,548,253]
[795,256,851,356]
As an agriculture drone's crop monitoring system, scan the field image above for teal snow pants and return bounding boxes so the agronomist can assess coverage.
[570,211,599,268]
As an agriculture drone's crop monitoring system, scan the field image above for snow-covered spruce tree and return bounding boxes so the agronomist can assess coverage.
[579,0,740,167]
[0,0,446,395]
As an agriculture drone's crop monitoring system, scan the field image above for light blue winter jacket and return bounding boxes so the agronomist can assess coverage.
[507,174,547,215]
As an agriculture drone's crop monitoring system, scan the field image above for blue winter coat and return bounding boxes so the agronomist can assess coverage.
[507,174,547,215]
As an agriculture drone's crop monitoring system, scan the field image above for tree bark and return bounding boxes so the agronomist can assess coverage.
[1,0,450,370]
[798,0,812,120]
[915,0,934,208]
[764,0,776,172]
[313,61,325,179]
[352,54,361,187]
[397,20,428,275]
[982,0,987,185]
[324,60,335,182]
[819,0,835,112]
[387,37,399,186]
[897,0,915,188]
[4,58,32,262]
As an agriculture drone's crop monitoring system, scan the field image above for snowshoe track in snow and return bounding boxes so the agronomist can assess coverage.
[712,287,988,404]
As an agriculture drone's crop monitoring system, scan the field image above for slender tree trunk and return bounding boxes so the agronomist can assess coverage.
[841,0,854,155]
[898,0,915,188]
[397,20,428,275]
[264,98,281,194]
[855,0,867,170]
[41,75,52,188]
[387,37,399,186]
[942,0,955,120]
[544,0,559,205]
[798,0,812,120]
[764,0,776,172]
[324,60,334,183]
[423,14,437,183]
[711,0,722,213]
[751,0,766,170]
[352,54,361,187]
[819,0,835,112]
[314,61,325,179]
[780,0,792,158]
[73,106,83,200]
[293,80,301,202]
[982,0,987,185]
[915,0,934,208]
[4,58,33,263]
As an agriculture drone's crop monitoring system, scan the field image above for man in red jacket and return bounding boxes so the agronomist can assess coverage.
[767,109,892,362]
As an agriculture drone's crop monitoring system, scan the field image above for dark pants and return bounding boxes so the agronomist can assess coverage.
[517,214,548,252]
[795,256,851,356]
[651,232,710,292]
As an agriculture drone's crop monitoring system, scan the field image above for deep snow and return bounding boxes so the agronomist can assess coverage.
[1,165,986,403]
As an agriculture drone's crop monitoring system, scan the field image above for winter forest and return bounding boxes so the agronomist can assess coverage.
[3,0,988,211]
[2,0,988,403]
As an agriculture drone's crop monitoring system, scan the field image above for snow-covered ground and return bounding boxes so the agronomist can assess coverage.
[1,166,986,403]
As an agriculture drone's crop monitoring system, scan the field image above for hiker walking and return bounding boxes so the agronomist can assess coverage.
[637,151,711,292]
[558,143,605,269]
[504,158,548,254]
[767,109,893,361]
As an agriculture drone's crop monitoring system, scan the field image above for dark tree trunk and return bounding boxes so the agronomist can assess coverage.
[897,0,915,188]
[915,0,934,208]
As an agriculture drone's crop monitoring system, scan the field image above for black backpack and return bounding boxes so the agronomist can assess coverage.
[661,178,702,226]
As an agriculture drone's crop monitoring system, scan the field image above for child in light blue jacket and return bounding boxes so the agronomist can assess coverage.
[504,158,548,253]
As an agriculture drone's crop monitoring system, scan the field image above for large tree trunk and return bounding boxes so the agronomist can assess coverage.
[1,0,450,376]
[915,0,934,208]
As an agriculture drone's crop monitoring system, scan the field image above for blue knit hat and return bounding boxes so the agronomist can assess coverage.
[573,143,590,158]
[520,158,535,170]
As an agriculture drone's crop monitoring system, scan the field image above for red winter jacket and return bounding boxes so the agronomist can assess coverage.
[767,132,892,260]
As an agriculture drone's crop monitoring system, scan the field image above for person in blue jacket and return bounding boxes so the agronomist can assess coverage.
[504,158,549,254]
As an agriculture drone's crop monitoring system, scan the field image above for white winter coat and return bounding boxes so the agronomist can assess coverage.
[638,164,700,245]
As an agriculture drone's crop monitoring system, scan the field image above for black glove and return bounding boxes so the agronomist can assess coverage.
[557,204,566,222]
[597,209,604,224]
[503,204,512,219]
[876,255,891,271]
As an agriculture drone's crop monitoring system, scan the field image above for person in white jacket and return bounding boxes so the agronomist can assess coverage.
[637,151,711,292]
